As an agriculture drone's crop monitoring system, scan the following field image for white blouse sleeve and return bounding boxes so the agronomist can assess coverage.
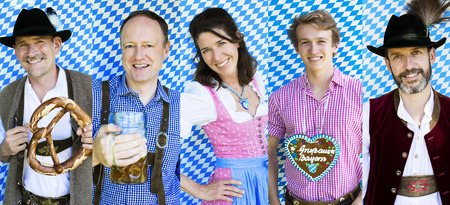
[253,72,268,102]
[180,81,218,139]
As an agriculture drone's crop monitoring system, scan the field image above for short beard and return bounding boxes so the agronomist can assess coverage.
[391,66,432,95]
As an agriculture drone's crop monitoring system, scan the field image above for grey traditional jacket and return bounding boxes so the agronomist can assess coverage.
[0,69,92,205]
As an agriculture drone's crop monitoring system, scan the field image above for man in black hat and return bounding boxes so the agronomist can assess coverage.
[0,8,92,205]
[363,0,450,204]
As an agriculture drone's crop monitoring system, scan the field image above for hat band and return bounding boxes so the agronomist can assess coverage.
[384,34,431,46]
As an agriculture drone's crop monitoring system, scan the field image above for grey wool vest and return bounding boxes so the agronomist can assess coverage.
[0,69,92,205]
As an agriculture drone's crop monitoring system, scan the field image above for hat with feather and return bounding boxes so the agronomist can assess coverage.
[367,0,450,57]
[0,8,71,48]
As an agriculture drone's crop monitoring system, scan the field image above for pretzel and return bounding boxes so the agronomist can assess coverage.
[27,97,92,175]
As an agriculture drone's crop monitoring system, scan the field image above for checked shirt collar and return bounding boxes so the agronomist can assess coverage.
[116,74,170,104]
[299,66,347,96]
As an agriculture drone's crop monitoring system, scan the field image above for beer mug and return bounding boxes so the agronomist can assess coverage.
[109,111,148,184]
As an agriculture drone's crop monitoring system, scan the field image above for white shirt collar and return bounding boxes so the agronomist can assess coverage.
[397,90,434,127]
[25,67,68,102]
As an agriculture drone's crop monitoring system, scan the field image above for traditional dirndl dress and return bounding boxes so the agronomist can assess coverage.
[201,83,269,205]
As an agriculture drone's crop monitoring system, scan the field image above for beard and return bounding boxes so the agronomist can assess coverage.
[392,67,432,94]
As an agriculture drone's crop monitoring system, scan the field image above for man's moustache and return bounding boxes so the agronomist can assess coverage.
[23,54,47,62]
[399,68,423,78]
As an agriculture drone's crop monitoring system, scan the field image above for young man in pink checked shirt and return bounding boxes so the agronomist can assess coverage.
[268,10,362,205]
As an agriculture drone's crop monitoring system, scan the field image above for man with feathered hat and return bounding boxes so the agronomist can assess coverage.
[0,8,92,205]
[363,0,450,204]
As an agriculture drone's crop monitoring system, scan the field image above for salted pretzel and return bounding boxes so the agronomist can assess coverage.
[28,97,92,175]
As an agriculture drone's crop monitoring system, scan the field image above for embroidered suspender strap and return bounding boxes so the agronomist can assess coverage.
[398,175,437,197]
[93,80,109,205]
[150,86,170,205]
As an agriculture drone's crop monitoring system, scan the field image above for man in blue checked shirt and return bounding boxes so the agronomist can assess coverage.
[91,10,181,204]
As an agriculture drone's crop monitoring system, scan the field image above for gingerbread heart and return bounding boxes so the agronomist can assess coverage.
[284,134,340,181]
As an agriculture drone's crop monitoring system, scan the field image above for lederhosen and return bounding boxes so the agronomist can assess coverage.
[93,81,170,205]
[15,70,77,205]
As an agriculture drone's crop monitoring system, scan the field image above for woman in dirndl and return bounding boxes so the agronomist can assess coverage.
[180,7,268,205]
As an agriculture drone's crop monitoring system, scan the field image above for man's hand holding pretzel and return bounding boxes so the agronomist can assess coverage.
[0,123,30,163]
[78,123,93,150]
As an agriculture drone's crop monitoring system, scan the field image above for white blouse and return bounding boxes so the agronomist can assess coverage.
[180,73,268,139]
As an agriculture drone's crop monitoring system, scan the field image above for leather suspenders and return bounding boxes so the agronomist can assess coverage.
[151,93,169,205]
[93,81,170,205]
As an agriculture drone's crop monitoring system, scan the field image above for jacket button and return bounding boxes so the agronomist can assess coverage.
[294,201,300,205]
[396,170,402,176]
[402,152,408,158]
[407,132,413,138]
[391,188,397,194]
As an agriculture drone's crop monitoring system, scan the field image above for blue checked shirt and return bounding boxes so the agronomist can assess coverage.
[92,75,181,204]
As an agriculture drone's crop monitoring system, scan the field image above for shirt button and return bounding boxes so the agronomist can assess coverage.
[260,140,263,143]
[261,145,264,149]
[415,154,418,158]
[391,188,397,194]
[258,135,262,138]
[263,151,266,154]
[258,130,262,133]
[396,170,402,176]
[317,126,320,130]
[258,117,262,120]
[402,152,408,158]
[407,132,413,138]
[258,124,261,127]
[318,180,322,184]
[316,107,320,111]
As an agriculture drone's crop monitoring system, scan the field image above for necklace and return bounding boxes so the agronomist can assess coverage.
[301,88,332,134]
[222,83,249,110]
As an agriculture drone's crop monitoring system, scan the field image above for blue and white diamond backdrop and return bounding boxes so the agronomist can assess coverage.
[1,0,450,204]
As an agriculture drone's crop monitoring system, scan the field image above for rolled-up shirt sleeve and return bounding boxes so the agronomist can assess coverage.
[268,92,286,139]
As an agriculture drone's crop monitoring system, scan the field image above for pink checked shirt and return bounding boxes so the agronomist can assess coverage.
[269,67,362,201]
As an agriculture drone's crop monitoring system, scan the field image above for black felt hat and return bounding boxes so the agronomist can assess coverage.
[367,14,446,57]
[0,8,71,48]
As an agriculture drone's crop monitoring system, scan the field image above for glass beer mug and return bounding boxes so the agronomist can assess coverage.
[109,112,148,184]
